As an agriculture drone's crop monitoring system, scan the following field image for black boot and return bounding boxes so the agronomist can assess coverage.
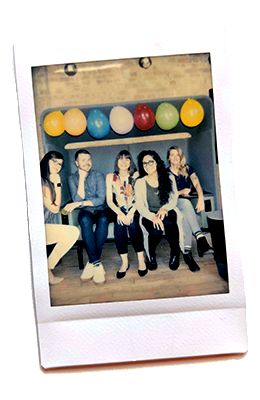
[197,236,213,257]
[146,255,158,270]
[169,250,180,270]
[183,252,200,272]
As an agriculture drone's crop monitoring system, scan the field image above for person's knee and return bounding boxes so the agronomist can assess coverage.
[71,225,80,241]
[179,199,194,213]
[79,213,92,225]
[98,214,109,227]
[165,210,177,224]
[115,223,126,235]
[151,228,163,237]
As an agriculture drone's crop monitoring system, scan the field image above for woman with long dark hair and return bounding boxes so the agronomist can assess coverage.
[40,151,79,285]
[106,150,147,278]
[135,150,184,271]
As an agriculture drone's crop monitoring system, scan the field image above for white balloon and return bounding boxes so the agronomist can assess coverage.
[109,106,134,135]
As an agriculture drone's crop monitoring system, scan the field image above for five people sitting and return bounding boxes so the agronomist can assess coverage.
[42,146,212,285]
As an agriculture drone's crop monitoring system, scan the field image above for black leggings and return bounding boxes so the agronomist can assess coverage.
[114,212,144,255]
[142,210,179,257]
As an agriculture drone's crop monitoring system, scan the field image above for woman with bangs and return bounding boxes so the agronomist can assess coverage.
[167,146,212,264]
[106,150,147,278]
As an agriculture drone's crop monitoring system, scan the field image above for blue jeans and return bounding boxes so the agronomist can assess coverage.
[78,209,109,264]
[177,198,201,248]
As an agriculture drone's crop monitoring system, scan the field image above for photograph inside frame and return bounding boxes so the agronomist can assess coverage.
[31,52,229,307]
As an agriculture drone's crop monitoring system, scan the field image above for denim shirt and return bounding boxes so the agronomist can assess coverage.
[68,169,106,213]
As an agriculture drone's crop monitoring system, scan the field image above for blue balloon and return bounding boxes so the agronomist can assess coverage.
[87,108,110,139]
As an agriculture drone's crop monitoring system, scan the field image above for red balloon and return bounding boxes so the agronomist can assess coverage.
[134,104,155,130]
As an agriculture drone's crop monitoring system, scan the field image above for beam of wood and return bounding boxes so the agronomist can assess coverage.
[64,132,191,150]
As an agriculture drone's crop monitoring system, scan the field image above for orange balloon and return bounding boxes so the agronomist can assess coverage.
[180,99,204,127]
[63,108,87,136]
[43,111,64,137]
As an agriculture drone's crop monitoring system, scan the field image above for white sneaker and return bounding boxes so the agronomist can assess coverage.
[93,262,106,285]
[80,262,94,281]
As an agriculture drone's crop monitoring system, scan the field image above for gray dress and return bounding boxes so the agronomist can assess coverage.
[42,179,56,224]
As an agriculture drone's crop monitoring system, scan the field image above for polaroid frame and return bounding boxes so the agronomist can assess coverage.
[14,34,247,369]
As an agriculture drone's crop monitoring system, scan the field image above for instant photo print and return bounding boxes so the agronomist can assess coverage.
[14,38,247,369]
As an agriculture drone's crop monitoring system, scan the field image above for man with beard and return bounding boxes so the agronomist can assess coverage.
[68,149,108,284]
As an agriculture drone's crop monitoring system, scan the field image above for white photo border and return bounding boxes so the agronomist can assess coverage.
[14,35,247,369]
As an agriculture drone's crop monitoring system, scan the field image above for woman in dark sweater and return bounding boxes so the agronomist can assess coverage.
[167,146,212,262]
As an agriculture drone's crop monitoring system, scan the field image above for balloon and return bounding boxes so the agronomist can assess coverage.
[109,106,134,135]
[43,110,64,137]
[134,104,155,130]
[63,108,87,136]
[87,108,110,139]
[155,103,179,130]
[180,98,204,127]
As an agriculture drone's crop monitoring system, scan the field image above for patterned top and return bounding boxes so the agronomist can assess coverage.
[111,173,136,212]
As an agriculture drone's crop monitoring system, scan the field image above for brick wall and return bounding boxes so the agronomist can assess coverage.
[32,53,212,157]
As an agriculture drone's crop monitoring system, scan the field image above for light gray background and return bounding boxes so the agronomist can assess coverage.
[2,1,258,399]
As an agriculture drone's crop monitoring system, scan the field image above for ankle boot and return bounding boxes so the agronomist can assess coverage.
[197,236,213,257]
[183,252,200,272]
[169,250,180,270]
[146,254,157,270]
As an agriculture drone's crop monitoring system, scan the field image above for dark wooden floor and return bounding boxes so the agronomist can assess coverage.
[49,233,229,306]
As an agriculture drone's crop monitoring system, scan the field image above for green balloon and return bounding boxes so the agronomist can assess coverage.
[156,102,179,130]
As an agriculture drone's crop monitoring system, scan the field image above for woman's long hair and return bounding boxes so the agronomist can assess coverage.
[167,145,189,178]
[114,150,137,176]
[40,151,64,205]
[137,150,172,205]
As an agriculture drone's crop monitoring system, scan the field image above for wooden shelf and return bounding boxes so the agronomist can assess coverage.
[64,132,191,150]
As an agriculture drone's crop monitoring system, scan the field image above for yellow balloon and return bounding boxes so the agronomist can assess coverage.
[43,111,64,137]
[63,108,87,136]
[180,99,204,127]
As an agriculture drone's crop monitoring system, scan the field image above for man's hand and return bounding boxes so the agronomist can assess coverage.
[63,202,79,213]
[78,167,88,181]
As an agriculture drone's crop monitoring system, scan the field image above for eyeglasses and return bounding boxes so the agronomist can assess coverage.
[51,159,63,168]
[143,160,155,167]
